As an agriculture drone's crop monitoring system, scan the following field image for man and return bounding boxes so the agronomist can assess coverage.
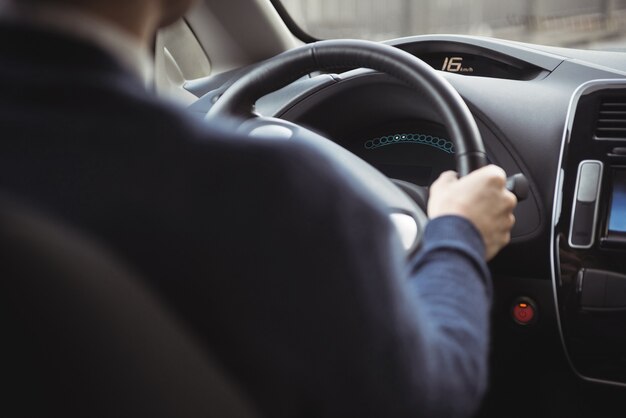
[0,0,516,417]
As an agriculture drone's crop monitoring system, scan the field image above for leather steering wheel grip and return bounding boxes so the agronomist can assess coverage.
[208,39,489,176]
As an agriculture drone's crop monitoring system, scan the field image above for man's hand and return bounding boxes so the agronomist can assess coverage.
[428,165,517,261]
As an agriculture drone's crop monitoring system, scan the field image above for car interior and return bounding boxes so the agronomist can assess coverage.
[6,0,626,416]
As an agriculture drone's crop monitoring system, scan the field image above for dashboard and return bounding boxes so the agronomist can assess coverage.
[188,34,626,398]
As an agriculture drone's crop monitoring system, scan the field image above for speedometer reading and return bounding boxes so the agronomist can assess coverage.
[441,56,474,74]
[417,52,540,80]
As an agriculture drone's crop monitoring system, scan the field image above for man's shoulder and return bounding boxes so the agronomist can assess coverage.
[0,18,388,238]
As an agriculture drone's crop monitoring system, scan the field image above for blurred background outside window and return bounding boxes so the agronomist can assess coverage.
[280,0,626,50]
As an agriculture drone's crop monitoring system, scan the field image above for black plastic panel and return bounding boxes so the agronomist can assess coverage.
[554,81,626,386]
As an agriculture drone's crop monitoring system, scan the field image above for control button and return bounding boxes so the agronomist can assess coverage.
[581,268,626,309]
[605,273,626,308]
[512,298,537,325]
[576,162,601,203]
[569,160,604,249]
[580,269,607,308]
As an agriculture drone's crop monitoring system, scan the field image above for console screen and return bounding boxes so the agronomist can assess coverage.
[608,169,626,234]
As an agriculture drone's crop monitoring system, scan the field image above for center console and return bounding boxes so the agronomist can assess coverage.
[554,80,626,386]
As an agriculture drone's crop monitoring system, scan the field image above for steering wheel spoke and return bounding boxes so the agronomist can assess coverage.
[206,39,491,252]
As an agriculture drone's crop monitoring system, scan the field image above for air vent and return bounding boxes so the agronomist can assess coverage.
[595,96,626,140]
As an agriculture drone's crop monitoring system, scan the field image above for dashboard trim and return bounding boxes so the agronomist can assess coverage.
[551,78,626,389]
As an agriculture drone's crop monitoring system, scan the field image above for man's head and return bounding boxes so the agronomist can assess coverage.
[17,0,197,40]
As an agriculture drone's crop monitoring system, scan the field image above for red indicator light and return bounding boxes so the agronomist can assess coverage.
[512,299,536,325]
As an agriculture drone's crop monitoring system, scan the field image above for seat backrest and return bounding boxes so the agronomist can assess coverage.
[0,197,257,418]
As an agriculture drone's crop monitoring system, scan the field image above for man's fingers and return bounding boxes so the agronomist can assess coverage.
[429,164,518,261]
[432,170,458,187]
[482,164,507,179]
[504,189,518,210]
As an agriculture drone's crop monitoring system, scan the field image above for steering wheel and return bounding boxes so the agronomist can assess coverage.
[207,39,526,253]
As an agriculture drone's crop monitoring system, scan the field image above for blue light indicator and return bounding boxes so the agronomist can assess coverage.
[365,133,455,154]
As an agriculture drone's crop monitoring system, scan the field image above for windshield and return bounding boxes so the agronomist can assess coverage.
[280,0,626,50]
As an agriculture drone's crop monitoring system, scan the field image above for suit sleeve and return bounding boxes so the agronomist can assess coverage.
[300,203,492,418]
[404,215,492,417]
[223,141,494,418]
[174,136,493,418]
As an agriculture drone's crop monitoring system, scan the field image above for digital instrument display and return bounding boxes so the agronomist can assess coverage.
[357,130,456,186]
[608,169,626,234]
[418,52,540,80]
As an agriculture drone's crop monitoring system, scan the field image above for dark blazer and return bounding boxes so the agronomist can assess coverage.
[0,22,492,417]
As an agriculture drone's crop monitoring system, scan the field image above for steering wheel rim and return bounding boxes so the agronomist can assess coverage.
[208,39,488,176]
[206,39,490,253]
